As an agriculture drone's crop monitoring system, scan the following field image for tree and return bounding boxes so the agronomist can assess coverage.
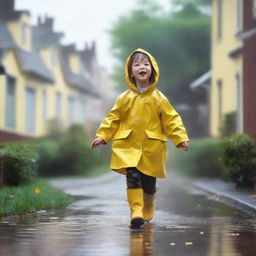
[109,0,211,136]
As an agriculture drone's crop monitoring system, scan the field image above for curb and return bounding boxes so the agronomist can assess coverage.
[193,179,256,216]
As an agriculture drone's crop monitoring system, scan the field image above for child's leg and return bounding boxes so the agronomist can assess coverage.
[141,173,156,222]
[126,167,144,228]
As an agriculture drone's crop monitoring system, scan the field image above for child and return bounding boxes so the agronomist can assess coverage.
[91,49,189,228]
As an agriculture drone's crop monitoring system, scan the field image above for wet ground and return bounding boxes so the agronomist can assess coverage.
[1,173,256,256]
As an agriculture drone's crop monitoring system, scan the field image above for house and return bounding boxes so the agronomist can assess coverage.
[191,0,256,140]
[210,0,243,137]
[191,0,243,137]
[0,0,112,141]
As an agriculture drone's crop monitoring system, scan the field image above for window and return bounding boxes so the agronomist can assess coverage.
[236,0,243,33]
[217,80,223,123]
[236,72,243,133]
[25,87,36,134]
[217,0,223,40]
[5,76,16,129]
[68,96,75,124]
[76,96,86,123]
[42,90,47,120]
[253,0,256,18]
[56,92,62,118]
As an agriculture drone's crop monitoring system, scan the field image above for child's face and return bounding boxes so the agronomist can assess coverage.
[130,55,152,86]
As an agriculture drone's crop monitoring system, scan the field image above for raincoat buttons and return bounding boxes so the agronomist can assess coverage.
[137,147,142,150]
[140,95,144,98]
[134,117,139,122]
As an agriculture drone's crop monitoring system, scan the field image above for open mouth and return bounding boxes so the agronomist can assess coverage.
[139,71,146,75]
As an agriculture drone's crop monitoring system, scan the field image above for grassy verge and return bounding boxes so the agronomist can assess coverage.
[0,179,73,216]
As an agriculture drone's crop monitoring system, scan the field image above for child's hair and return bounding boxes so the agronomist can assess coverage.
[127,52,156,85]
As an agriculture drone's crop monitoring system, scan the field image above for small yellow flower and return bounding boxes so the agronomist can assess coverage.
[34,187,41,195]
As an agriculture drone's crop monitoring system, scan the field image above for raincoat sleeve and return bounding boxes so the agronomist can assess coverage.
[95,96,121,143]
[160,97,189,146]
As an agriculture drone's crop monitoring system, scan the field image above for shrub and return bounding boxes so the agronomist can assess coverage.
[37,140,59,176]
[37,124,110,176]
[220,134,256,187]
[170,137,224,178]
[0,143,39,186]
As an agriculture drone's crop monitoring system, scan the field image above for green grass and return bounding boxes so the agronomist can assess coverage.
[0,179,73,216]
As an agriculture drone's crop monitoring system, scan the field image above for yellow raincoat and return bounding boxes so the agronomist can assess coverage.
[96,49,189,178]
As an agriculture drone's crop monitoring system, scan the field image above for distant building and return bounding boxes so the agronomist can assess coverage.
[0,0,114,141]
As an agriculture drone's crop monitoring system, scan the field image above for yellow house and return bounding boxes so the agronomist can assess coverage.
[210,0,243,136]
[0,1,104,141]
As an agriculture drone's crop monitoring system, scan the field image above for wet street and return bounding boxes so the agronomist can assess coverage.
[1,173,256,256]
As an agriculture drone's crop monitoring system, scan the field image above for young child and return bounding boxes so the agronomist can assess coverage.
[91,48,189,228]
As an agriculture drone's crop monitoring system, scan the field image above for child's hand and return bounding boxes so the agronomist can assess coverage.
[176,141,189,151]
[91,137,105,149]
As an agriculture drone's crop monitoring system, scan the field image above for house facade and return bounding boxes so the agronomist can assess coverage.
[210,0,243,137]
[0,0,112,141]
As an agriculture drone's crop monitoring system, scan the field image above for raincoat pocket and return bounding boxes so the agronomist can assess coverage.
[145,130,167,142]
[113,129,132,140]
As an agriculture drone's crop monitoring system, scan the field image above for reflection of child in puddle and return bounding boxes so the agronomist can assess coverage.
[91,49,189,228]
[130,223,154,256]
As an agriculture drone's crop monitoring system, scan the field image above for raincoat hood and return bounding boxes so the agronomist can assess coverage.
[125,48,160,93]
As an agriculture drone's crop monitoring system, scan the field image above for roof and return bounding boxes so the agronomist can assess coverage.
[0,19,54,82]
[229,45,243,59]
[240,28,256,40]
[15,48,55,83]
[190,70,211,90]
[32,25,64,50]
[0,20,15,49]
[60,46,100,97]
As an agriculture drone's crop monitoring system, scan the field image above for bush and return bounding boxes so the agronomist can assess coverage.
[220,134,256,187]
[37,124,110,176]
[37,140,59,176]
[170,137,224,178]
[0,143,39,186]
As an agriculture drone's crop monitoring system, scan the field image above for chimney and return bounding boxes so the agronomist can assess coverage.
[45,17,53,30]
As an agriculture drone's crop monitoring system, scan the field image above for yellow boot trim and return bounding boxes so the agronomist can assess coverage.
[143,192,155,222]
[127,188,144,227]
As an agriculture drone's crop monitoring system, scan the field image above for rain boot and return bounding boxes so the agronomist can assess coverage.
[143,192,155,222]
[127,188,145,228]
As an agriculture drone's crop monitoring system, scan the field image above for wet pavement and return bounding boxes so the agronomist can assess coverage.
[1,173,256,256]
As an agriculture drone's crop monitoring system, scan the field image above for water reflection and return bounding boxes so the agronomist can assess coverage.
[130,223,153,256]
[1,176,256,255]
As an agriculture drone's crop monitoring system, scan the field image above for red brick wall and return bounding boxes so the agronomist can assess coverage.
[243,0,256,139]
[0,130,32,143]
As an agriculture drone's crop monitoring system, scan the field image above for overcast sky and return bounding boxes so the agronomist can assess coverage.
[16,0,171,72]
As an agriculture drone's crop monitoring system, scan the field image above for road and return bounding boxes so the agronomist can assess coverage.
[1,172,256,256]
